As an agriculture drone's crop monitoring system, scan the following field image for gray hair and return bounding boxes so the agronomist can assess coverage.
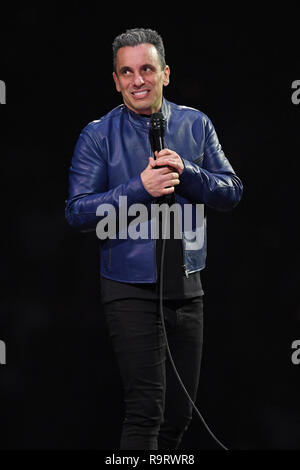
[112,28,166,72]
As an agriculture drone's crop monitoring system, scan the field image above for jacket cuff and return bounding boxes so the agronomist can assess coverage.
[180,158,203,183]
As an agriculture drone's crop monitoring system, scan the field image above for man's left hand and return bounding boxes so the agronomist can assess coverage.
[154,149,184,175]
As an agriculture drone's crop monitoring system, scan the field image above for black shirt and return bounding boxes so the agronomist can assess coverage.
[101,210,204,303]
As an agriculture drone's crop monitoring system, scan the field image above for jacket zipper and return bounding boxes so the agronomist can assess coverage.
[178,198,189,278]
[182,261,189,278]
[170,187,189,278]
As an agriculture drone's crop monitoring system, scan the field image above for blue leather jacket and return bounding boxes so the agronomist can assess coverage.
[65,99,243,283]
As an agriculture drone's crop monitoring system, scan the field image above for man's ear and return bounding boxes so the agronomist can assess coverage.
[113,72,121,92]
[163,66,170,87]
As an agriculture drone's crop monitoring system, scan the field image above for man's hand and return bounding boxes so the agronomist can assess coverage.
[154,149,184,175]
[141,155,180,197]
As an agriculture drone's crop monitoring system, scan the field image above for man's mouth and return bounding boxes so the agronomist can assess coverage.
[131,90,150,99]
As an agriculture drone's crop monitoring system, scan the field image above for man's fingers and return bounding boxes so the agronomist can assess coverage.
[148,156,156,168]
[155,166,179,176]
[167,178,180,186]
[164,172,179,180]
[162,186,175,194]
[155,149,172,158]
[155,157,177,166]
[142,158,180,197]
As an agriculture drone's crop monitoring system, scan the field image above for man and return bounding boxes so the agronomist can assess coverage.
[65,28,243,450]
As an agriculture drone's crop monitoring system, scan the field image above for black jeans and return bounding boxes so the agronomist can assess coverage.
[103,296,204,450]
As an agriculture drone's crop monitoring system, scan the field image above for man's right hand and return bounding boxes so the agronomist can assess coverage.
[140,157,180,198]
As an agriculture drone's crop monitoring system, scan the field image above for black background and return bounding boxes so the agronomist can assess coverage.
[0,4,300,450]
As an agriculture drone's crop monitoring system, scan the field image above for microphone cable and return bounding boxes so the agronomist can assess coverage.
[158,210,229,451]
[149,111,228,449]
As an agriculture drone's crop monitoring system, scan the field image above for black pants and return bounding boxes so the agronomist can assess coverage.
[103,296,204,450]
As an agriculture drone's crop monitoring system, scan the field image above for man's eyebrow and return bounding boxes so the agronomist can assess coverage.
[119,66,132,73]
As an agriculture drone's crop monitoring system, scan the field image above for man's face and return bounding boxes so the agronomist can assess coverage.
[113,43,170,115]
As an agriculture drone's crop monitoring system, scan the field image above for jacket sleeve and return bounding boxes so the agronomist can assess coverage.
[65,125,152,231]
[177,117,243,211]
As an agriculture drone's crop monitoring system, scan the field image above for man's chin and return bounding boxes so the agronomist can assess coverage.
[126,98,162,116]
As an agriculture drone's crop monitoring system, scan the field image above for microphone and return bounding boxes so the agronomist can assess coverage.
[149,112,166,157]
[149,112,174,204]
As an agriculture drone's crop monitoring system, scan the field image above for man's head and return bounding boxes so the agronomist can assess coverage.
[112,28,170,115]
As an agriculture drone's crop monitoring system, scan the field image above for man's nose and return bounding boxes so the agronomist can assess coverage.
[133,73,145,87]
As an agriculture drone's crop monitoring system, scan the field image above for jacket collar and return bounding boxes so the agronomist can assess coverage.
[122,98,170,130]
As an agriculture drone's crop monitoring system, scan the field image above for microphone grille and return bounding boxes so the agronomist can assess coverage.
[150,112,165,130]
